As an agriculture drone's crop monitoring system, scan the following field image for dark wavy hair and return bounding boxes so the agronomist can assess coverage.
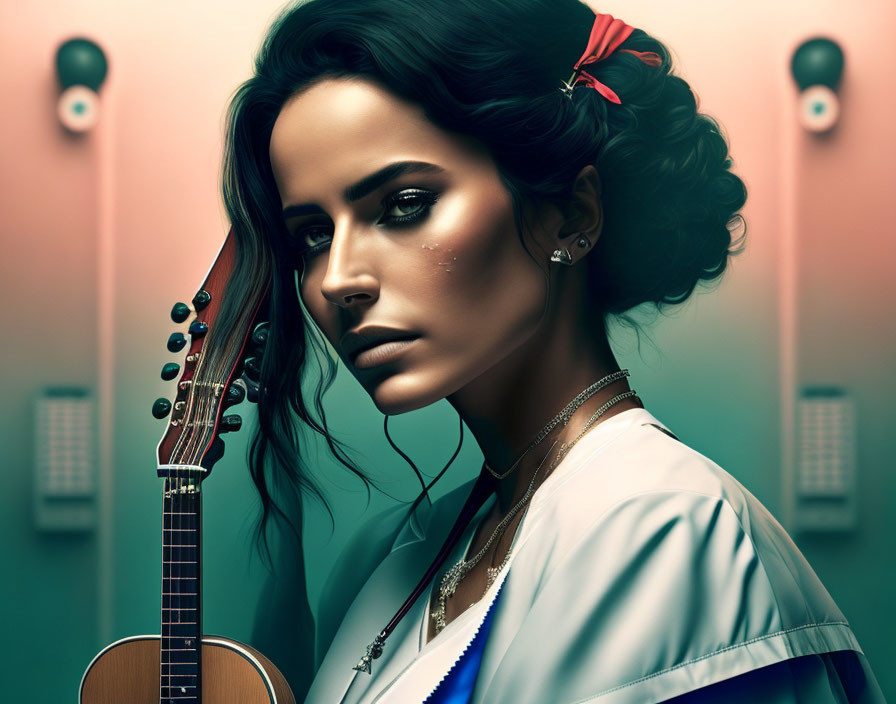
[218,0,748,564]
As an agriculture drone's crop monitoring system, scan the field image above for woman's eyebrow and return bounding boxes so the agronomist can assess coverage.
[282,160,446,219]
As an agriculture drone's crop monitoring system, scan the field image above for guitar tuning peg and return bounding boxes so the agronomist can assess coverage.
[170,302,191,323]
[188,320,209,337]
[161,362,180,381]
[220,414,242,433]
[243,356,261,382]
[152,398,172,419]
[226,379,246,405]
[251,321,270,348]
[167,332,187,353]
[192,289,211,311]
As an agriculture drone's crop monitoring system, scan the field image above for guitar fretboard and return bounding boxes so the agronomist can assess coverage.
[161,474,202,703]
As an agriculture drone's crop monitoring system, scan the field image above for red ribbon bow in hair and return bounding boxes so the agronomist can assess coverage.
[561,12,663,104]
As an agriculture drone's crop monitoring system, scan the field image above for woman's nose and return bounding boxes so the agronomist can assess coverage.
[319,222,380,308]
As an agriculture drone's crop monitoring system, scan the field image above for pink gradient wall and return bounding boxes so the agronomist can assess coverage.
[1,1,893,700]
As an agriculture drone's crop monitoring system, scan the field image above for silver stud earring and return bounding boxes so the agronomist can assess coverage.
[551,233,590,266]
[550,248,573,265]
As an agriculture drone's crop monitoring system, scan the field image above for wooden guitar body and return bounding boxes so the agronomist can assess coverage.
[80,634,295,703]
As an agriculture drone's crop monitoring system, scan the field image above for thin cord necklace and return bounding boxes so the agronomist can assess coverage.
[430,383,638,635]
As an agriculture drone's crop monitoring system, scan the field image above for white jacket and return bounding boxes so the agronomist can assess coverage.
[305,407,884,703]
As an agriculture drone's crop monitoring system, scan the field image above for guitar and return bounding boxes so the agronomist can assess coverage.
[80,227,295,703]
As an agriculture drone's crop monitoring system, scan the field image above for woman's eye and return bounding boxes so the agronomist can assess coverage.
[293,188,440,258]
[296,225,331,252]
[382,190,438,221]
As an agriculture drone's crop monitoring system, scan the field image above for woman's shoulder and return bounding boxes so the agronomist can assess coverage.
[527,408,785,560]
[527,408,847,624]
[535,407,742,509]
[476,409,872,702]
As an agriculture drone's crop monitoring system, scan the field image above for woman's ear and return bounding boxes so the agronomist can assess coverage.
[543,165,603,266]
[557,165,603,244]
[523,165,604,266]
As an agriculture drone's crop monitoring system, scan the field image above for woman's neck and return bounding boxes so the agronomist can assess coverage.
[446,294,639,515]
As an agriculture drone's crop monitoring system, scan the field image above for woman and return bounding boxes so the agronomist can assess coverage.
[223,0,884,701]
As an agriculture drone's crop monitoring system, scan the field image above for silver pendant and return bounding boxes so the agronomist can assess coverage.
[352,632,386,675]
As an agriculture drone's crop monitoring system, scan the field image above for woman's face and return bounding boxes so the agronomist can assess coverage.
[269,77,554,415]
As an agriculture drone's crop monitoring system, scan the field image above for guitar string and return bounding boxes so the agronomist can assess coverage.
[177,358,222,697]
[176,474,181,698]
[172,476,178,698]
[165,320,245,699]
[180,478,186,699]
[167,478,172,699]
[161,476,167,701]
[183,475,191,697]
[168,342,203,699]
[160,333,199,698]
[172,355,216,698]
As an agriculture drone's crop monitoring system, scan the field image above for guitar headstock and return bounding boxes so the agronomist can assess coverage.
[152,226,270,479]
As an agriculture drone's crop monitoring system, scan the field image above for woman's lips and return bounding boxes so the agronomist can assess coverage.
[352,336,420,369]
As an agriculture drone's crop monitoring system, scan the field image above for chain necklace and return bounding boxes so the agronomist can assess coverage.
[486,369,630,480]
[552,389,639,470]
[430,387,638,635]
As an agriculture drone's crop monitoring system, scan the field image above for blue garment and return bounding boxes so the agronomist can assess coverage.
[424,582,504,704]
